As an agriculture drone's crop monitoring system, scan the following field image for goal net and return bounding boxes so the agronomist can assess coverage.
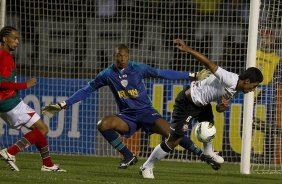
[1,0,281,174]
[251,0,282,174]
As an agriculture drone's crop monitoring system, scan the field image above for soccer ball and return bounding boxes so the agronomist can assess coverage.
[194,121,216,143]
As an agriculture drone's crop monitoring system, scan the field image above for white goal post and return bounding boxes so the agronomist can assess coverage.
[1,0,281,174]
[0,0,6,28]
[240,0,260,175]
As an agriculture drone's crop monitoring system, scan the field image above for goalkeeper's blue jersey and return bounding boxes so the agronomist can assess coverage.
[88,61,185,113]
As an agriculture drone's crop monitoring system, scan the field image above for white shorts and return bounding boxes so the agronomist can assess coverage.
[0,101,41,130]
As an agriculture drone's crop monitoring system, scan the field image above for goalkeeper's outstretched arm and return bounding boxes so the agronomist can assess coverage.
[64,85,94,106]
[42,85,94,118]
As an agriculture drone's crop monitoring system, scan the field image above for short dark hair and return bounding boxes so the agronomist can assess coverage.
[239,67,263,83]
[0,26,17,43]
[115,44,129,53]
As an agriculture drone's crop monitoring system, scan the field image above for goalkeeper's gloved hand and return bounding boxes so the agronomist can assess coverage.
[200,154,221,170]
[42,101,67,118]
[195,69,212,81]
[188,69,212,82]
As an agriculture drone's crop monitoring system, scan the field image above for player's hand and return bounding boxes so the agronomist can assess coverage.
[200,154,221,170]
[26,78,37,88]
[216,96,231,113]
[42,101,67,118]
[173,38,191,52]
[221,96,231,107]
[196,69,212,81]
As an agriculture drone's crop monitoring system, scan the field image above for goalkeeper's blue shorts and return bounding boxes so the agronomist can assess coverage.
[115,107,162,138]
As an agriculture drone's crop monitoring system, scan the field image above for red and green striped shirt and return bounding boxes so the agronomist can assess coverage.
[0,49,27,112]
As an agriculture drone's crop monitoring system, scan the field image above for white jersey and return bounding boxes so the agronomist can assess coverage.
[190,67,238,106]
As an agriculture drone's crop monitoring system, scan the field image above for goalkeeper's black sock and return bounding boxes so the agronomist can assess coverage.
[99,129,133,160]
[180,136,203,156]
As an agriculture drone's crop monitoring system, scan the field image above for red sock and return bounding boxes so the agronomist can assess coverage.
[7,144,20,155]
[7,129,53,167]
[7,130,39,155]
[34,134,53,167]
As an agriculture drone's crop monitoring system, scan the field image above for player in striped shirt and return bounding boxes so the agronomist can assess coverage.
[0,26,65,172]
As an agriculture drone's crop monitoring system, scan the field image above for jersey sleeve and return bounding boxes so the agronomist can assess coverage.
[65,85,94,106]
[214,67,239,88]
[137,63,188,80]
[0,81,27,90]
[137,63,159,78]
[65,69,109,106]
[88,69,109,90]
[158,69,189,80]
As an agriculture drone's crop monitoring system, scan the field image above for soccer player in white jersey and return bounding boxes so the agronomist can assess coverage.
[140,38,263,179]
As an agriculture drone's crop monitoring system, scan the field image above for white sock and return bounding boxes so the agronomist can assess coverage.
[203,141,214,155]
[142,144,169,169]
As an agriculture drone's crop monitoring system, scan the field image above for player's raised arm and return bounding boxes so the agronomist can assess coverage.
[173,38,218,74]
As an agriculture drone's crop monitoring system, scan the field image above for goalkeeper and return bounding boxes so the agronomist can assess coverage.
[140,38,264,179]
[42,44,218,170]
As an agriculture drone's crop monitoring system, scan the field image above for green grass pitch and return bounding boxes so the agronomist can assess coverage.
[0,153,281,184]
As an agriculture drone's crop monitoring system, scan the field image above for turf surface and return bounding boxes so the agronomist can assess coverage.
[0,153,281,184]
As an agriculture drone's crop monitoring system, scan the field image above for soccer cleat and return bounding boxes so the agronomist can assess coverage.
[139,165,154,179]
[118,155,138,169]
[0,148,19,171]
[208,160,221,170]
[200,154,221,170]
[41,164,66,172]
[209,152,224,164]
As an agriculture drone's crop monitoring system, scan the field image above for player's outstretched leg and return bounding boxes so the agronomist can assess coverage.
[98,127,137,169]
[200,154,221,170]
[203,142,224,164]
[33,130,66,172]
[208,152,224,164]
[140,143,171,179]
[119,154,138,169]
[0,148,19,171]
[2,129,66,172]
